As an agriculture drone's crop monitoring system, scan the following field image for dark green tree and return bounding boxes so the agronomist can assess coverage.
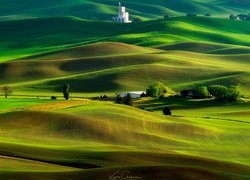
[123,93,133,106]
[163,107,172,116]
[207,85,243,103]
[164,14,171,20]
[115,93,123,104]
[229,14,236,20]
[63,83,70,100]
[1,85,12,98]
[196,86,210,98]
[146,82,173,97]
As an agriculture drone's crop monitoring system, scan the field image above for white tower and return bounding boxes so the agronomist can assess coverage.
[113,2,131,23]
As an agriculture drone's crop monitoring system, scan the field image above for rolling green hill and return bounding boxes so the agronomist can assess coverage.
[0,39,249,97]
[0,2,249,178]
[0,99,249,179]
[0,16,250,62]
[0,0,249,21]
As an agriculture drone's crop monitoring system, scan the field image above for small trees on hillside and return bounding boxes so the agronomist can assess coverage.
[1,86,12,98]
[115,93,133,106]
[207,85,243,103]
[164,14,171,20]
[196,86,210,99]
[205,13,211,17]
[229,14,236,20]
[123,93,133,106]
[146,82,174,98]
[63,83,70,100]
[186,13,197,17]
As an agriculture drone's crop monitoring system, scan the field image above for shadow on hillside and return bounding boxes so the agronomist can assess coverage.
[39,73,120,93]
[136,96,240,112]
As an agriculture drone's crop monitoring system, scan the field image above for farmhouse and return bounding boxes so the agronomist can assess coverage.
[113,2,132,23]
[120,91,146,98]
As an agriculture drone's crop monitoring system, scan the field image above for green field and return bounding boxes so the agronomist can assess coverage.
[0,4,250,179]
[0,98,249,179]
[0,17,250,98]
[0,0,249,20]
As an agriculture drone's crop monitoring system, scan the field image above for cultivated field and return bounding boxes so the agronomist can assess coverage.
[0,15,250,179]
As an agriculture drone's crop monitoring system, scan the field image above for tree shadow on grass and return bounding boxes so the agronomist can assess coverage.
[136,96,234,112]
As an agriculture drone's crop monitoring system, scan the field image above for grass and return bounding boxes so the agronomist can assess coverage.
[0,0,249,21]
[0,98,249,179]
[0,16,250,62]
[0,13,249,179]
[1,41,249,98]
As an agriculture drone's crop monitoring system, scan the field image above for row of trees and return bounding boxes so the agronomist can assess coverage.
[1,82,244,104]
[144,81,244,103]
[116,93,133,106]
[164,13,211,20]
[182,85,243,103]
[229,13,250,20]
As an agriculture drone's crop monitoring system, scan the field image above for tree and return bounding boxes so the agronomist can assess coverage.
[116,94,123,104]
[164,14,171,20]
[207,85,243,103]
[51,96,57,100]
[146,82,173,97]
[163,107,172,116]
[229,14,236,20]
[196,86,210,98]
[63,83,70,100]
[123,93,133,106]
[1,86,12,98]
[186,13,197,17]
[205,13,211,17]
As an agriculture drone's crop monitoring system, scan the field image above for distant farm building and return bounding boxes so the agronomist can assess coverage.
[120,91,146,98]
[180,90,197,99]
[113,2,132,23]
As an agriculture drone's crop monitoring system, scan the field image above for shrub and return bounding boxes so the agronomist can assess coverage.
[163,107,172,116]
[100,95,108,99]
[146,82,173,97]
[196,86,210,98]
[1,85,12,98]
[63,83,70,100]
[186,13,197,17]
[229,14,236,20]
[51,96,57,100]
[123,93,133,106]
[205,13,211,17]
[116,94,123,104]
[164,14,171,20]
[207,85,242,103]
[180,90,189,97]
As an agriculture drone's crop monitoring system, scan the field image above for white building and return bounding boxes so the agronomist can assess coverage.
[113,2,132,23]
[120,91,146,99]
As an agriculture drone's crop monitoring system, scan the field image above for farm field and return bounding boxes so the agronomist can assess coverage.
[0,2,250,179]
[0,97,249,179]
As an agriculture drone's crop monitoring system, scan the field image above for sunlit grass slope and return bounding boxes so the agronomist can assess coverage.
[0,16,250,61]
[0,99,249,179]
[0,40,249,97]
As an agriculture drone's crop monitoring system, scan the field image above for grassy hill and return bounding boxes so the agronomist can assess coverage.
[0,16,250,62]
[0,99,249,179]
[0,40,249,97]
[0,5,249,178]
[0,0,249,21]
